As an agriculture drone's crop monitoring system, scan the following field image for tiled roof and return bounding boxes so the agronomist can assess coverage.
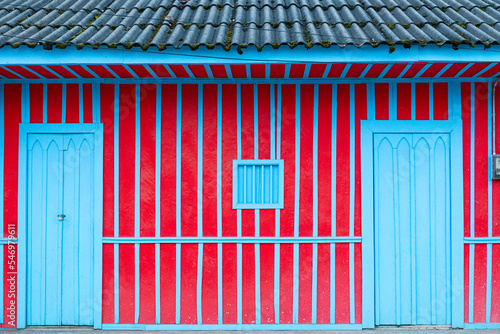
[0,0,500,51]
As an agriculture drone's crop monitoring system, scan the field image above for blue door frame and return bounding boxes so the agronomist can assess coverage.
[360,121,464,329]
[17,124,103,329]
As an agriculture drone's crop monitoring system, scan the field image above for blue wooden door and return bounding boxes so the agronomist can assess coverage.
[27,133,94,325]
[373,133,451,325]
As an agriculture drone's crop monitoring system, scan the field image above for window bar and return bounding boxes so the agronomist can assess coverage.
[262,166,266,204]
[243,165,247,204]
[252,165,256,204]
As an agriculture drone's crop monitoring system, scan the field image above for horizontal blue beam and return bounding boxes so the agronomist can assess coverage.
[464,237,500,244]
[0,77,496,85]
[102,324,363,330]
[102,236,362,244]
[464,323,500,329]
[1,44,500,65]
[0,238,17,244]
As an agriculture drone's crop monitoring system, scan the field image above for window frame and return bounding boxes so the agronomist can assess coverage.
[232,159,284,209]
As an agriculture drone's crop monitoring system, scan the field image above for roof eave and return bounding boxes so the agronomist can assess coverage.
[0,43,498,65]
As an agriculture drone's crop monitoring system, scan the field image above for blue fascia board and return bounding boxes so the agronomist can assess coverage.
[1,44,500,65]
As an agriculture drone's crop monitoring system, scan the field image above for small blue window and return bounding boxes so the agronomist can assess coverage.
[233,159,284,209]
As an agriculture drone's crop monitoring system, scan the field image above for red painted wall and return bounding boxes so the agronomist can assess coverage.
[1,81,498,328]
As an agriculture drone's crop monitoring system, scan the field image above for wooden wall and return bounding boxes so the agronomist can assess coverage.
[0,80,498,329]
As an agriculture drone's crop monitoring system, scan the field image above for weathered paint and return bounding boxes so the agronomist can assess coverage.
[0,75,495,329]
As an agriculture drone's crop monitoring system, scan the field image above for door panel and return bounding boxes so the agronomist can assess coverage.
[27,133,94,326]
[374,133,451,326]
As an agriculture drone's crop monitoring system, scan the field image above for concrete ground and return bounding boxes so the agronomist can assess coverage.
[2,327,500,334]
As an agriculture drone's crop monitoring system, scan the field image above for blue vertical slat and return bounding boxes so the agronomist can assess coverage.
[486,82,493,324]
[373,143,380,326]
[410,135,417,325]
[349,84,355,324]
[42,84,47,124]
[449,82,462,121]
[253,84,261,324]
[375,137,396,325]
[270,85,279,322]
[60,138,69,324]
[62,139,77,325]
[275,84,281,324]
[113,84,120,324]
[263,166,270,203]
[393,142,401,325]
[361,121,375,328]
[155,84,161,324]
[236,84,242,325]
[61,84,67,123]
[78,137,95,325]
[21,83,28,124]
[435,135,451,325]
[312,84,319,324]
[79,83,83,123]
[29,141,43,325]
[434,137,448,324]
[411,83,416,120]
[216,84,223,324]
[397,138,412,325]
[429,143,436,325]
[331,84,337,325]
[292,84,300,324]
[197,84,204,325]
[414,136,432,324]
[93,83,100,123]
[134,85,141,324]
[388,83,396,120]
[444,135,451,325]
[276,84,282,160]
[429,84,434,120]
[469,244,475,324]
[45,140,63,325]
[366,83,375,121]
[486,243,492,323]
[469,83,475,323]
[270,85,275,159]
[238,166,244,204]
[176,84,182,325]
[65,140,73,325]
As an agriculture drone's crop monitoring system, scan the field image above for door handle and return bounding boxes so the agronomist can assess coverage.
[57,214,66,221]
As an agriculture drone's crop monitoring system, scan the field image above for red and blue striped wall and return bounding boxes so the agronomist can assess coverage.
[0,79,499,329]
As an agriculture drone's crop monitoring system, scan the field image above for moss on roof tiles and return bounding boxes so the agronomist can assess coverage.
[1,0,500,51]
